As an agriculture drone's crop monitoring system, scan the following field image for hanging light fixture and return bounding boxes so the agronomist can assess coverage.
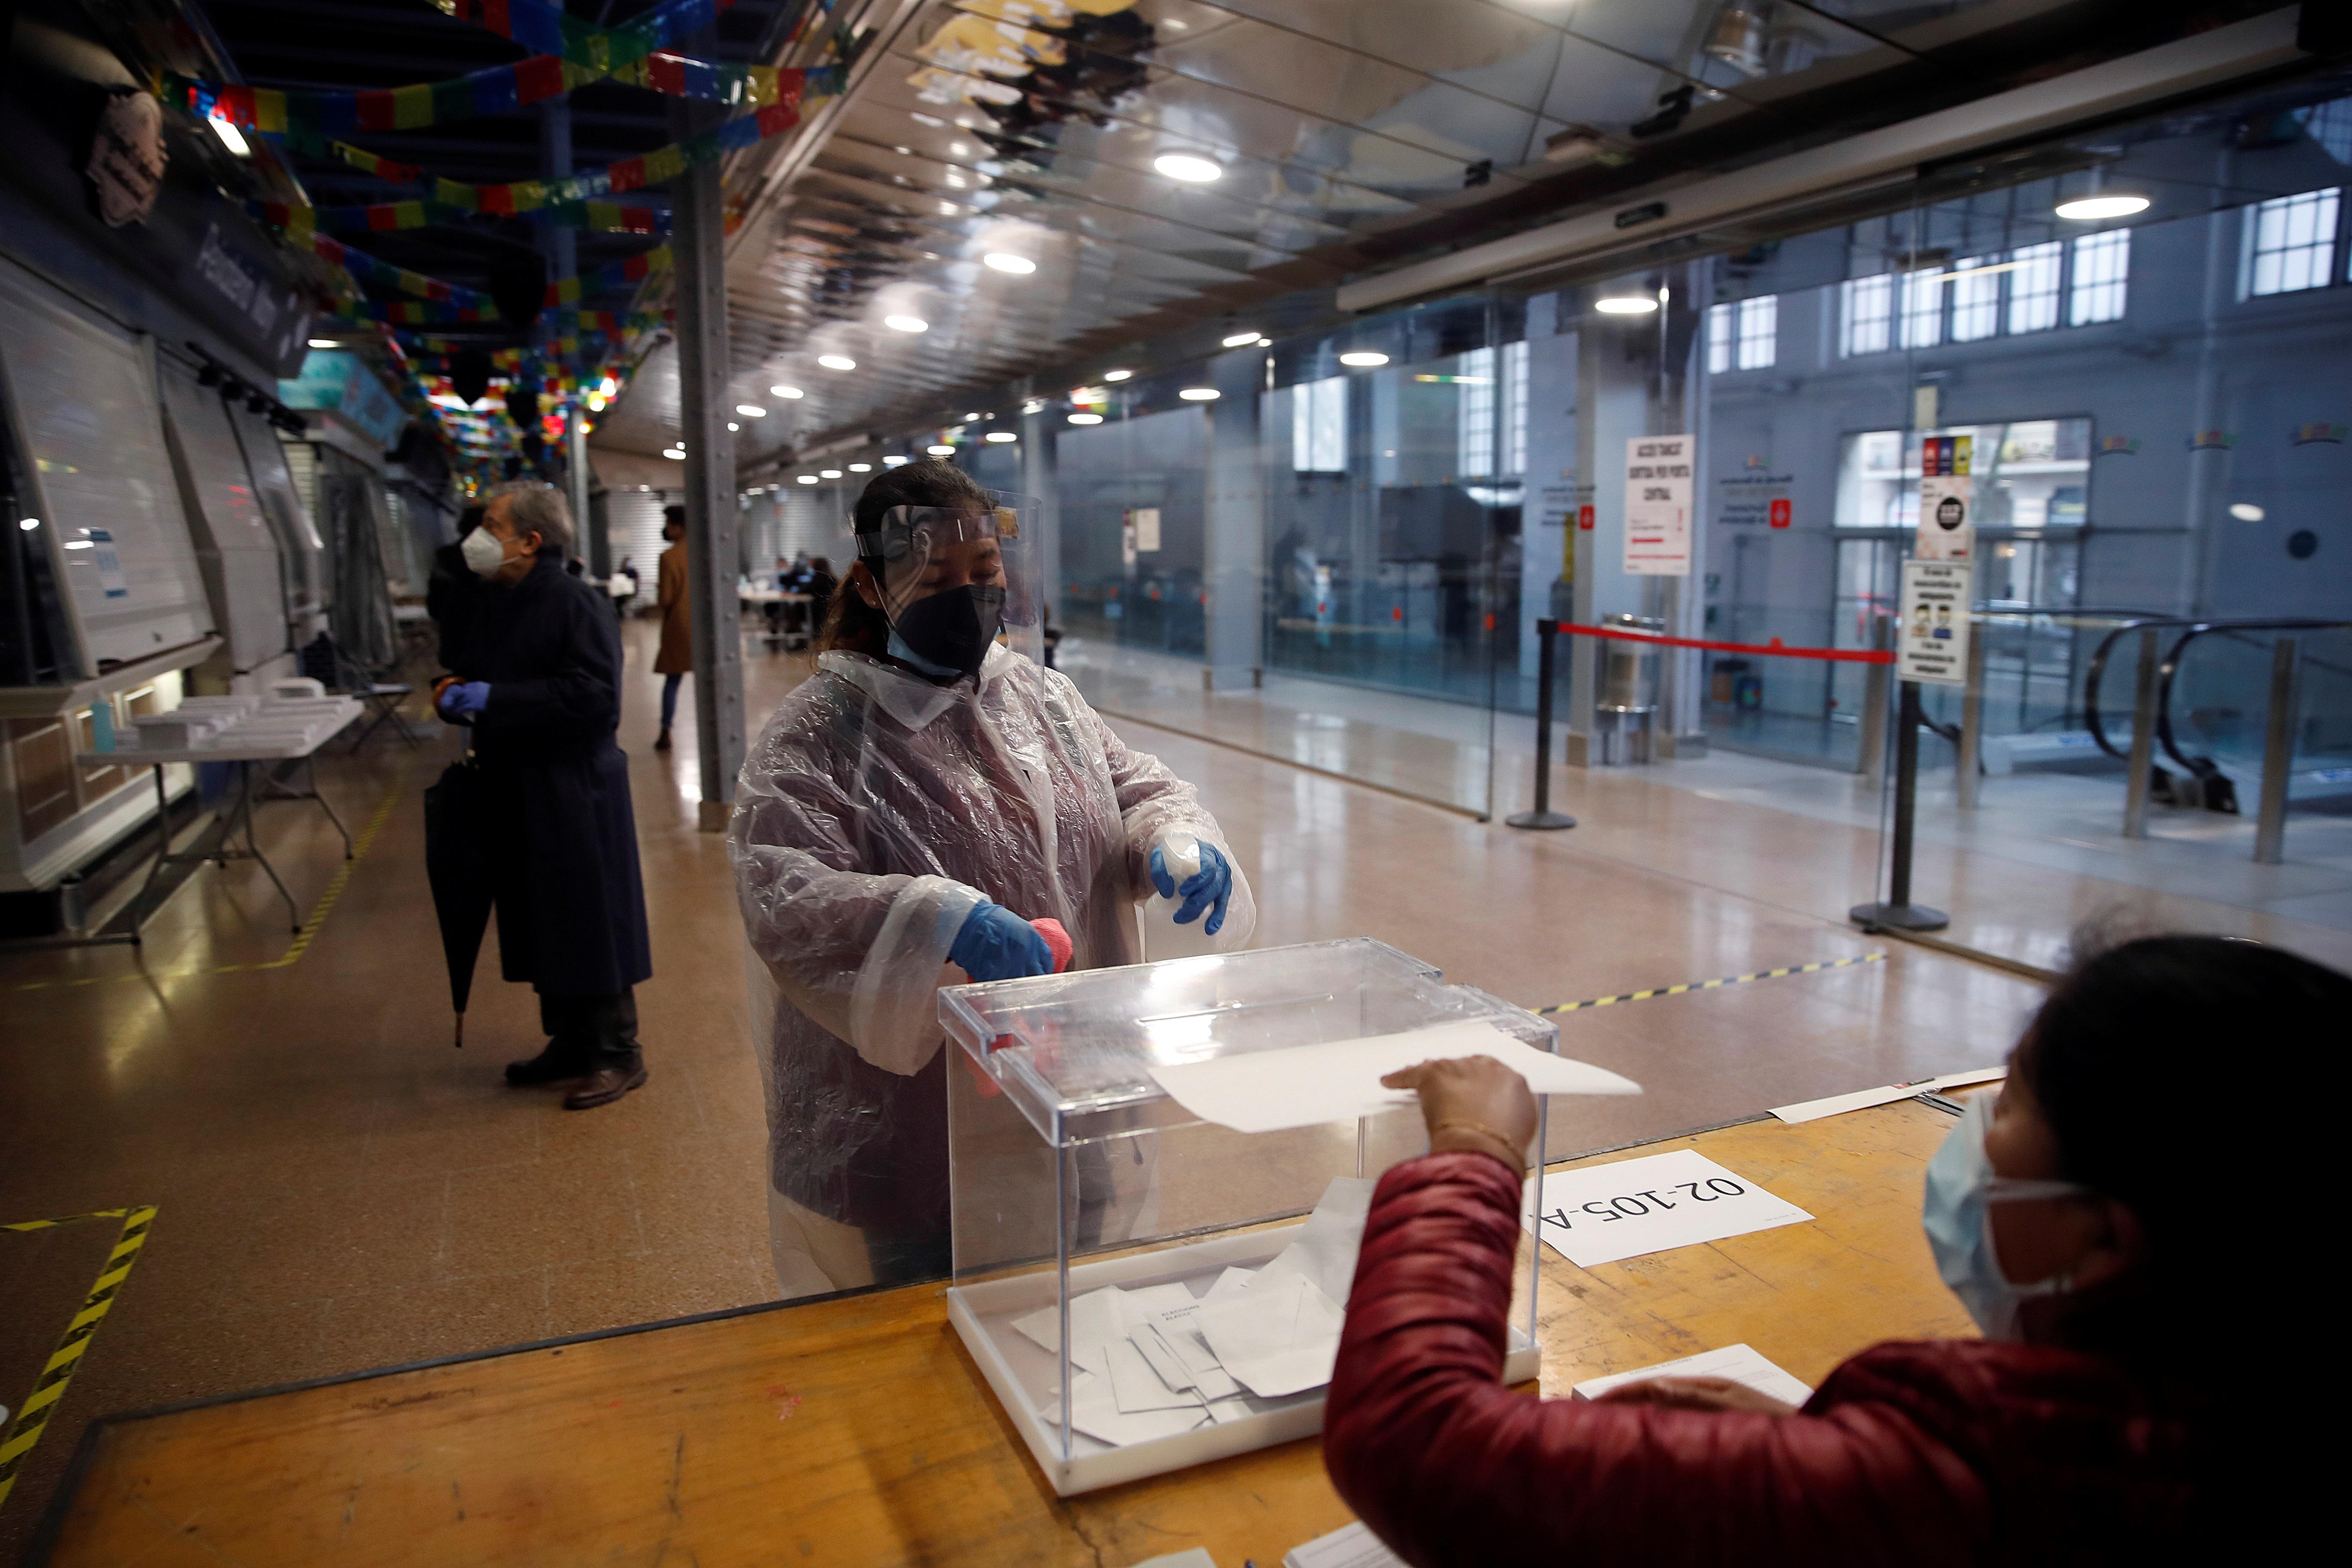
[1702,5,1769,78]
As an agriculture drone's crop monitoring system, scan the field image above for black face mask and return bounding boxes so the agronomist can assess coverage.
[889,583,1006,681]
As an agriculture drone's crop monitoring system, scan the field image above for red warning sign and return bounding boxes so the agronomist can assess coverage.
[1769,498,1791,529]
[1577,505,1595,531]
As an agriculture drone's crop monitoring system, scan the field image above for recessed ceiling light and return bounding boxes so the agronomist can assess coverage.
[883,455,911,466]
[2229,502,2265,521]
[1338,350,1388,366]
[1179,387,1219,401]
[821,469,842,478]
[1594,295,1659,314]
[727,422,739,431]
[983,252,1037,274]
[663,448,686,459]
[1155,152,1223,183]
[770,384,805,398]
[1222,330,1262,348]
[927,444,956,456]
[209,115,250,156]
[2055,194,2150,220]
[307,338,338,349]
[849,462,873,472]
[884,315,929,333]
[818,354,858,370]
[965,411,983,421]
[1103,368,1133,382]
[736,404,767,416]
[797,474,820,484]
[984,431,1017,443]
[18,517,40,531]
[1068,412,1104,425]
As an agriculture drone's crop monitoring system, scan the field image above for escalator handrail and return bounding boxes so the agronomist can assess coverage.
[2083,616,2201,762]
[2154,618,2352,778]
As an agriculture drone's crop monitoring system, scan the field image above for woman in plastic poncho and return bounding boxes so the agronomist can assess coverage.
[728,462,1256,1296]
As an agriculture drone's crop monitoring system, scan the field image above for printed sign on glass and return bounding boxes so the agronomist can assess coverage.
[1624,434,1693,576]
[1896,559,1972,686]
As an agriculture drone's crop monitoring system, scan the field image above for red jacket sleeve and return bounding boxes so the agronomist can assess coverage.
[1323,1152,1991,1568]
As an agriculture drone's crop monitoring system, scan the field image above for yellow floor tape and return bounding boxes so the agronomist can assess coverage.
[1542,951,1886,1014]
[0,1206,158,1514]
[2,763,407,995]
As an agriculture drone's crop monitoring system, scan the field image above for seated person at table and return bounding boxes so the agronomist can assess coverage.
[1324,934,2339,1565]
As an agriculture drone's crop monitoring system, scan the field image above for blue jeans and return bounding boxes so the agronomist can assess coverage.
[660,672,684,729]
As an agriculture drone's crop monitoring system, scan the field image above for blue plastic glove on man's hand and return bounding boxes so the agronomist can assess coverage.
[949,900,1057,983]
[437,681,490,720]
[1149,839,1233,936]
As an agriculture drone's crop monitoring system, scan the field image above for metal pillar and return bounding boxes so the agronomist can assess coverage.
[1507,619,1575,830]
[2121,628,2160,839]
[566,407,591,566]
[1858,613,1891,788]
[1850,681,1948,931]
[674,103,743,833]
[2253,637,2298,865]
[1955,616,1987,808]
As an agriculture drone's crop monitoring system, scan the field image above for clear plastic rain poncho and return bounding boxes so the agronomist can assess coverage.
[727,491,1255,1297]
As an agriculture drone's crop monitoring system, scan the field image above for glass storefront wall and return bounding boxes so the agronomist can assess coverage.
[814,76,2352,965]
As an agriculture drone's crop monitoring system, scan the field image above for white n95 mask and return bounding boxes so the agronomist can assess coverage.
[1921,1093,2097,1341]
[461,529,507,577]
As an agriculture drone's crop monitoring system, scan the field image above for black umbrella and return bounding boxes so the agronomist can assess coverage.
[422,757,493,1047]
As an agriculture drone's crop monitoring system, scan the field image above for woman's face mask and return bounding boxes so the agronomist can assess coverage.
[1921,1092,2098,1340]
[887,583,1005,681]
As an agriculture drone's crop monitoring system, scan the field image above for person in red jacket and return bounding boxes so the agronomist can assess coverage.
[1323,934,2338,1565]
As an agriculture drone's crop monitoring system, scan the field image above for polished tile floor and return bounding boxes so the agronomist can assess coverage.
[0,618,2052,1555]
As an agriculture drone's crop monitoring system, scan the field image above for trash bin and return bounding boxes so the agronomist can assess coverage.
[1595,612,1661,763]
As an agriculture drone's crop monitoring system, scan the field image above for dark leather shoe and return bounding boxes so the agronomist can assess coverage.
[505,1045,588,1086]
[563,1064,649,1109]
[653,729,672,750]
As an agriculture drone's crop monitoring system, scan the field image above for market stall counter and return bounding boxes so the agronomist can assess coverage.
[32,1088,1974,1566]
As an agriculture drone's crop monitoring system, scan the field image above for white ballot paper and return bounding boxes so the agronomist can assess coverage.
[1768,1066,2005,1124]
[1148,1019,1640,1135]
[1106,1338,1203,1414]
[1530,1148,1811,1267]
[1571,1342,1815,1406]
[1011,1281,1197,1378]
[1286,1519,1408,1568]
[1065,1369,1208,1448]
[1257,1177,1375,1305]
[1193,1273,1347,1398]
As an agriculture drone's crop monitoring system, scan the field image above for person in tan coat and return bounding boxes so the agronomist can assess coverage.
[653,505,693,750]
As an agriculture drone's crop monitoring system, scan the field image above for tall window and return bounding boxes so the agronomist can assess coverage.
[1456,342,1529,477]
[2244,187,2340,296]
[1950,256,2001,341]
[1899,269,1943,349]
[1292,375,1346,472]
[1502,339,1528,474]
[2069,230,2130,324]
[2007,242,2062,333]
[1841,274,1893,356]
[1706,296,1778,371]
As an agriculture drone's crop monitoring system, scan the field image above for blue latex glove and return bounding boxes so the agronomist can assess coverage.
[437,681,490,720]
[1149,839,1233,936]
[949,900,1056,983]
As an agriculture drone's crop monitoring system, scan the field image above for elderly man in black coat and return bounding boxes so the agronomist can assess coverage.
[433,481,652,1109]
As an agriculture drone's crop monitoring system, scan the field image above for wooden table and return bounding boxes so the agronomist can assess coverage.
[34,1099,1972,1567]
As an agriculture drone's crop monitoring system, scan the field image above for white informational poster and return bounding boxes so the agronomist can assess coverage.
[1132,506,1161,553]
[1623,433,1693,576]
[1896,559,1973,686]
[1916,433,1974,562]
[1528,1148,1812,1267]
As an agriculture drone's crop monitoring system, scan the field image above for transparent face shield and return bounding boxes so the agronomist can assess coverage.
[854,493,1044,681]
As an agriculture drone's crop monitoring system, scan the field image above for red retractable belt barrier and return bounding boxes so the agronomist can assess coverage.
[1556,622,1894,665]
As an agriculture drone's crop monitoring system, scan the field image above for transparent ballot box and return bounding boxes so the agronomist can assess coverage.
[940,937,1550,1495]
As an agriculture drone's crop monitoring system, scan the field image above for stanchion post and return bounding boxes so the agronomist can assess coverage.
[1850,680,1948,931]
[1858,612,1890,787]
[1956,616,1986,809]
[1507,619,1576,831]
[2121,627,2159,839]
[2254,637,2298,866]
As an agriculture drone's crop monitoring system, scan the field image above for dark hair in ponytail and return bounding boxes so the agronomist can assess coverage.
[817,461,989,655]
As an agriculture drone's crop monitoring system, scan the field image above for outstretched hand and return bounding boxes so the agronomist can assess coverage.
[1381,1055,1539,1170]
[1592,1376,1799,1418]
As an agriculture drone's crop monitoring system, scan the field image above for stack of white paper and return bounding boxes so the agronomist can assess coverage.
[1285,1520,1407,1568]
[1007,1179,1374,1446]
[1570,1342,1813,1406]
